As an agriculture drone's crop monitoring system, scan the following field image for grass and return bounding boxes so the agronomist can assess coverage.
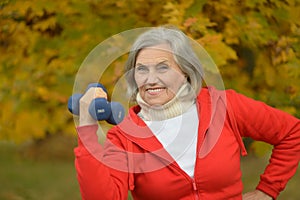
[0,141,81,200]
[0,142,299,200]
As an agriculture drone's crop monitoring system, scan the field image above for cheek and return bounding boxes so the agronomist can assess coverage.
[163,72,185,90]
[134,73,144,87]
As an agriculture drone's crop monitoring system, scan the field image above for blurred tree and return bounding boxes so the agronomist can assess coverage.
[181,0,300,154]
[0,0,299,156]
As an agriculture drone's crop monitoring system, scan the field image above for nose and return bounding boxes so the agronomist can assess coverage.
[146,70,159,84]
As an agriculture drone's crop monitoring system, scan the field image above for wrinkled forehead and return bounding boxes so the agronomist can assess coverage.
[136,43,176,64]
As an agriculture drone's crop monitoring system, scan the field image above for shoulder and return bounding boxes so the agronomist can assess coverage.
[197,86,228,104]
[197,86,254,104]
[107,105,148,138]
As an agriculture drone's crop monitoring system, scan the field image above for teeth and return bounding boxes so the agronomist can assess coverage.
[147,88,163,92]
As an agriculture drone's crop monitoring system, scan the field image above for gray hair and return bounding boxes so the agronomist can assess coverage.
[125,26,204,101]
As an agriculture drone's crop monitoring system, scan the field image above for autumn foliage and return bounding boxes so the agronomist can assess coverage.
[1,0,299,153]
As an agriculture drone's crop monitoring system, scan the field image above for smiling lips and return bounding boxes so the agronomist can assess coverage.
[146,87,166,95]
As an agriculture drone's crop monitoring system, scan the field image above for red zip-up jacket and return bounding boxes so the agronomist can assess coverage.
[74,87,300,200]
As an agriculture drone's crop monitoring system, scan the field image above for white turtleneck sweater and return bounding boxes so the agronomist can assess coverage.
[143,104,199,177]
[136,83,199,177]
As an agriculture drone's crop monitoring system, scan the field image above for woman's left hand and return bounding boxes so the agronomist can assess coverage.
[242,190,272,200]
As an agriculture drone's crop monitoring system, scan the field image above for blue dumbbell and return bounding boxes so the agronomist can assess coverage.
[68,83,125,125]
[88,95,125,125]
[68,83,107,116]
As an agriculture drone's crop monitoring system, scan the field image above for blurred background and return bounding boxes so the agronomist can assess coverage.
[0,0,299,199]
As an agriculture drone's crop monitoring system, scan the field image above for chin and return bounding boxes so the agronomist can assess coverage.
[146,99,169,107]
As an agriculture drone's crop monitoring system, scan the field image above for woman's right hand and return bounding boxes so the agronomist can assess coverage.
[79,87,107,126]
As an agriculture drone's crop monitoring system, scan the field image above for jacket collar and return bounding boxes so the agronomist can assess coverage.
[117,106,164,152]
[117,87,223,154]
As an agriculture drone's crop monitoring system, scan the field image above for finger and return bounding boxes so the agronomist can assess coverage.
[94,87,107,99]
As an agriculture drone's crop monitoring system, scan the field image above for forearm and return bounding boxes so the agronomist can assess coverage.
[256,127,300,199]
[74,125,129,200]
[228,90,300,199]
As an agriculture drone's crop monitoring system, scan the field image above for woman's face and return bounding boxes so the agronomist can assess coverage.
[134,43,186,106]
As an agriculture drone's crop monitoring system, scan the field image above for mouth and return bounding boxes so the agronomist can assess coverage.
[145,87,166,95]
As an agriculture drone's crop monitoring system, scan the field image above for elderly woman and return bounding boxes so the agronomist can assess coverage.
[75,27,300,200]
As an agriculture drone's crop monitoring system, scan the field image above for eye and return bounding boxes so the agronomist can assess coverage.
[135,65,149,74]
[157,64,169,73]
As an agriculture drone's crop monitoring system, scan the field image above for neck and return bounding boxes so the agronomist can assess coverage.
[136,83,196,121]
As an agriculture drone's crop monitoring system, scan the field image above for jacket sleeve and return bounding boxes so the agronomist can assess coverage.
[74,125,129,200]
[226,90,300,199]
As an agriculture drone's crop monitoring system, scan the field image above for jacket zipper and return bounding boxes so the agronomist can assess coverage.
[170,163,200,200]
[191,178,199,200]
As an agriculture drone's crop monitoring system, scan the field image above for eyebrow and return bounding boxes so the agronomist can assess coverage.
[135,60,169,67]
